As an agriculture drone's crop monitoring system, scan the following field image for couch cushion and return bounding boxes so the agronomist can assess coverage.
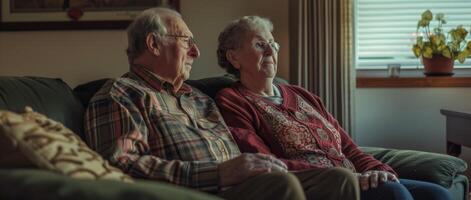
[73,76,237,106]
[0,76,84,137]
[0,169,222,200]
[73,76,288,106]
[361,147,468,188]
[73,78,111,107]
[186,76,237,99]
[187,75,288,99]
[0,107,132,182]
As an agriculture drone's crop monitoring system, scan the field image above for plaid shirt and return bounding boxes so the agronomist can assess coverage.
[84,67,240,192]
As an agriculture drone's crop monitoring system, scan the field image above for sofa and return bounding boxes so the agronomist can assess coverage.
[0,75,469,200]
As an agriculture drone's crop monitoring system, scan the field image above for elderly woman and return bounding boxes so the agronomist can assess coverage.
[215,16,452,200]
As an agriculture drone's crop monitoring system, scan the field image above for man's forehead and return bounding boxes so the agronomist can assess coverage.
[164,16,192,36]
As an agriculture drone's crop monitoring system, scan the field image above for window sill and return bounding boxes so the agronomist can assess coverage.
[357,76,471,88]
[356,68,471,88]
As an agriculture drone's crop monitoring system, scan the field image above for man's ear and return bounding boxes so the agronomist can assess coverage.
[145,34,160,56]
[226,50,240,69]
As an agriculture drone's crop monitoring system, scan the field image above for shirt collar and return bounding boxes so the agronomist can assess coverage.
[129,65,193,94]
[236,83,299,112]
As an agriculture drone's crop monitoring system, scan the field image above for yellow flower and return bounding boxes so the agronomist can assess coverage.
[437,44,447,51]
[423,46,433,58]
[442,48,451,58]
[421,10,433,21]
[418,19,429,28]
[416,36,424,48]
[412,45,422,57]
[457,50,469,63]
[412,10,470,63]
[435,13,445,21]
[456,26,468,39]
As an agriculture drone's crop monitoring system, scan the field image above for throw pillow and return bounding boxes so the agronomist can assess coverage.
[0,107,132,182]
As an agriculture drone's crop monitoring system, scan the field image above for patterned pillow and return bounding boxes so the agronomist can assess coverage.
[0,107,132,182]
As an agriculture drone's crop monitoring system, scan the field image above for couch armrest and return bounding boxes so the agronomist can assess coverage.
[360,147,468,188]
[0,169,222,200]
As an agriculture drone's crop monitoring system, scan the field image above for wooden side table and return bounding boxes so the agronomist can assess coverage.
[440,109,471,157]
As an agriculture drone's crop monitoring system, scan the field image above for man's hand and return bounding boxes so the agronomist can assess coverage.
[218,153,288,187]
[356,170,399,191]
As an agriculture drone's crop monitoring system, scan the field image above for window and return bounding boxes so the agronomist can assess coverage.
[355,0,471,69]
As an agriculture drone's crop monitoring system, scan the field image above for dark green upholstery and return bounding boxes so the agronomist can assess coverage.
[0,76,84,138]
[186,76,237,99]
[0,76,221,200]
[187,75,288,99]
[0,169,221,200]
[361,147,469,200]
[73,78,110,107]
[361,147,468,188]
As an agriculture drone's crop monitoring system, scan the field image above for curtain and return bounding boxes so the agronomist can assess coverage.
[289,0,356,136]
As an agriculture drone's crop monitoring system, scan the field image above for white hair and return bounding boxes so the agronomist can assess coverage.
[126,7,181,63]
[217,16,274,76]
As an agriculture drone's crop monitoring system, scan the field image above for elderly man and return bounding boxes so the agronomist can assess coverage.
[84,7,357,200]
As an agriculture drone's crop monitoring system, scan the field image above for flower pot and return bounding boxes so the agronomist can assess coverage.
[422,54,454,76]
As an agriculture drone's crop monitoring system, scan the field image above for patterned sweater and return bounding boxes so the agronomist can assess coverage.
[216,83,395,174]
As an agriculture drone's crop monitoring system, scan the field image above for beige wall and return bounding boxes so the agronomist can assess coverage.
[356,88,471,178]
[0,31,128,87]
[0,0,289,87]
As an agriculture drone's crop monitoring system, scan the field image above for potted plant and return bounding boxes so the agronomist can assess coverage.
[412,10,471,76]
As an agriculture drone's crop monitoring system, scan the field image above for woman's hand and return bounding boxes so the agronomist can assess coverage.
[356,170,399,191]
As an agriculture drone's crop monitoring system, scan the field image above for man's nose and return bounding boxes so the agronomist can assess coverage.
[188,44,200,58]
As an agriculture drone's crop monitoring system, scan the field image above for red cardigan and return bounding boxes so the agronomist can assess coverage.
[216,83,396,174]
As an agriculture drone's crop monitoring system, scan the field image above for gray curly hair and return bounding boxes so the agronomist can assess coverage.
[217,16,274,76]
[126,7,181,64]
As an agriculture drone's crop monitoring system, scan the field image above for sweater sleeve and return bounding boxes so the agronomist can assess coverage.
[215,88,320,171]
[291,86,397,175]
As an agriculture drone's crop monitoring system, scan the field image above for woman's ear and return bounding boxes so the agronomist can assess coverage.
[145,34,160,56]
[226,50,240,69]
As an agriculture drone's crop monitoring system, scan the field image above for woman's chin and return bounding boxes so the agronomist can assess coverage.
[264,71,277,79]
[265,67,277,76]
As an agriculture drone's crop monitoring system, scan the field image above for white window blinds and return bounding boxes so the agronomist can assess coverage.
[355,0,471,69]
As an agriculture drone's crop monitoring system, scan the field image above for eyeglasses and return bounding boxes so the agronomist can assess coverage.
[253,40,280,52]
[165,34,196,49]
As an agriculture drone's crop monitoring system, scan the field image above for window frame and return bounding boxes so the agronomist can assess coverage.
[354,0,471,85]
[353,0,471,71]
